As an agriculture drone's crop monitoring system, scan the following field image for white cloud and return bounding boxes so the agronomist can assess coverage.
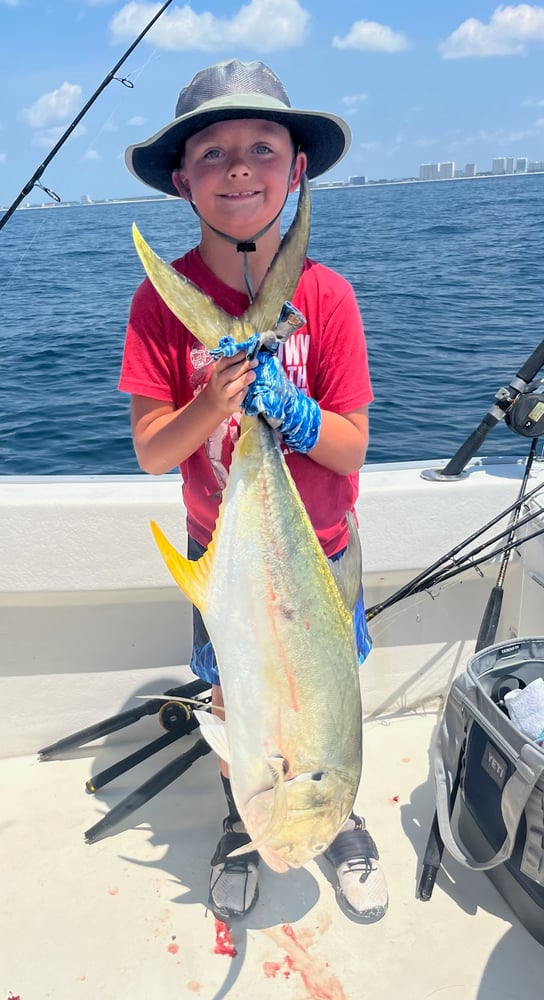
[341,93,369,107]
[333,20,409,53]
[21,82,83,129]
[440,4,544,59]
[0,152,6,164]
[522,96,544,106]
[31,124,86,149]
[110,0,309,52]
[128,115,146,126]
[447,124,538,150]
[0,0,19,7]
[82,149,102,161]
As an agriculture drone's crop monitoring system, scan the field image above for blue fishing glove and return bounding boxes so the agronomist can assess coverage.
[242,350,321,454]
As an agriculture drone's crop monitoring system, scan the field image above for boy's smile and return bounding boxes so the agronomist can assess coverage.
[172,119,306,241]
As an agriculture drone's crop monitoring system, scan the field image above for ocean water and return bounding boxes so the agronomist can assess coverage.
[1,174,543,475]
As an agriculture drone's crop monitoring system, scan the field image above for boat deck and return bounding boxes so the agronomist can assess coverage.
[1,708,542,1000]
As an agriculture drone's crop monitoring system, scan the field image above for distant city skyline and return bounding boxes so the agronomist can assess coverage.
[418,154,543,181]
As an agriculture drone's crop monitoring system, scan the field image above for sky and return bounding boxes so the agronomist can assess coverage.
[1,1,544,206]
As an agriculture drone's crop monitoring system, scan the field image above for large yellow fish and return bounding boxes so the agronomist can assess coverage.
[133,178,364,872]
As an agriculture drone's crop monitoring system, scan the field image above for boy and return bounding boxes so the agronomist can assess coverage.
[120,59,387,924]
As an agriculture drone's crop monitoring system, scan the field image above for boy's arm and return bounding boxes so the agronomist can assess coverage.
[131,351,257,475]
[243,352,369,474]
[309,405,368,476]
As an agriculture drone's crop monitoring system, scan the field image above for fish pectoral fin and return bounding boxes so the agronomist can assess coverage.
[227,838,289,874]
[150,521,214,613]
[193,710,231,763]
[260,755,289,835]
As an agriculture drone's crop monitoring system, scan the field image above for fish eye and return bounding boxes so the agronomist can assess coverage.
[311,772,324,781]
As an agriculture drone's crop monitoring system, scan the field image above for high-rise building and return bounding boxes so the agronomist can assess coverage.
[492,158,506,174]
[349,175,366,186]
[516,158,528,173]
[505,157,516,174]
[439,162,455,179]
[465,163,476,177]
[420,163,440,180]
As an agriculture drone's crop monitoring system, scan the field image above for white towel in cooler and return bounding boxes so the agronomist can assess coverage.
[504,677,544,742]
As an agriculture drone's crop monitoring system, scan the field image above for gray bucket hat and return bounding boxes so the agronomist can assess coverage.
[125,59,351,197]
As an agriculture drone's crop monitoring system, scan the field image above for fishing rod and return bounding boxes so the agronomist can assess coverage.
[393,501,544,593]
[0,0,176,232]
[365,474,544,621]
[422,338,544,480]
[416,437,540,902]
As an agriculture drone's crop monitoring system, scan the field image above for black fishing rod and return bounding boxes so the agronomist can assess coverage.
[365,476,544,621]
[422,336,544,480]
[0,0,176,232]
[393,502,544,594]
[416,437,540,902]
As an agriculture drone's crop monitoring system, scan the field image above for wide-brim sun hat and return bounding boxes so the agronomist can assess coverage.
[125,59,351,197]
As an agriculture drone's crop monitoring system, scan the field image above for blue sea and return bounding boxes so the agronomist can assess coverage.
[1,174,543,475]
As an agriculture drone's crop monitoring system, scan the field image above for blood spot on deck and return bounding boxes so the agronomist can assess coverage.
[263,961,284,978]
[213,919,237,958]
[186,983,201,993]
[167,942,179,955]
[107,887,119,895]
[263,923,346,999]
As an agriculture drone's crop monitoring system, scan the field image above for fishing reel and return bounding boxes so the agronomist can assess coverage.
[504,378,544,439]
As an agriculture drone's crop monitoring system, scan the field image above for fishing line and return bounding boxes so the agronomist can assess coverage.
[0,0,176,232]
[83,47,163,151]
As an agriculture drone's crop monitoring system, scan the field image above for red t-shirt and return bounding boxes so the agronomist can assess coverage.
[119,249,373,556]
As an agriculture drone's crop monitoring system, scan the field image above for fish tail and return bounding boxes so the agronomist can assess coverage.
[150,521,212,613]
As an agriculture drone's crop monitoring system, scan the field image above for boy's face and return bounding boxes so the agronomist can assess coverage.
[171,118,307,241]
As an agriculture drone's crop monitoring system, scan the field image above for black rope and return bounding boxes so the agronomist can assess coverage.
[0,0,175,232]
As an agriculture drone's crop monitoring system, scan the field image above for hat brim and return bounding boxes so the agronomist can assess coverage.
[125,102,351,197]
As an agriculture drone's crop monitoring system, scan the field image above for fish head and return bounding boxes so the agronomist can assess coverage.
[241,769,357,872]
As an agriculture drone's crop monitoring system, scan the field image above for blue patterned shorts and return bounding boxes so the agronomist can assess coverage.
[188,536,372,688]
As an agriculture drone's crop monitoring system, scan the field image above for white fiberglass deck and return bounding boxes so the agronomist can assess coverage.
[1,709,542,1000]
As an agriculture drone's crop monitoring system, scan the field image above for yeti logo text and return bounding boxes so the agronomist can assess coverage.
[481,740,507,789]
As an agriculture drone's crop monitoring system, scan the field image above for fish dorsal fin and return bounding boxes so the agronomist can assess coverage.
[328,511,363,613]
[131,175,311,349]
[193,710,231,763]
[150,520,214,614]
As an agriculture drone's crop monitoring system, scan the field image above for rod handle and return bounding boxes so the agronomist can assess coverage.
[441,413,500,477]
[475,585,504,652]
[516,336,544,385]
